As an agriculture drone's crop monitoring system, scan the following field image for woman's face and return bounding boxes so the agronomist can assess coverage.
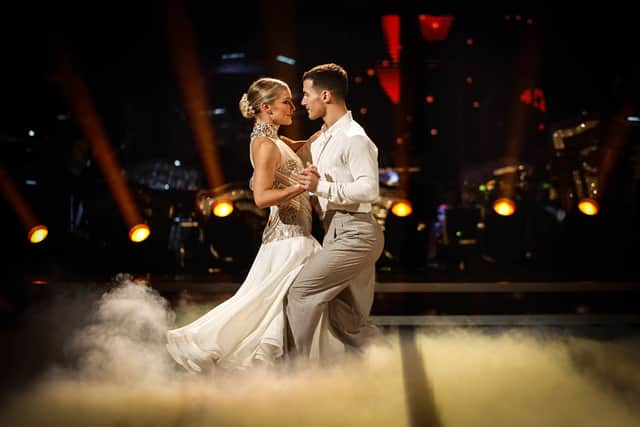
[267,87,295,126]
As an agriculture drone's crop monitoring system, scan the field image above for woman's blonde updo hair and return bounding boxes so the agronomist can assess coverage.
[239,77,289,119]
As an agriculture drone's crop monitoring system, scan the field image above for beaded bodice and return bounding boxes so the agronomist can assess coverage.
[249,123,312,244]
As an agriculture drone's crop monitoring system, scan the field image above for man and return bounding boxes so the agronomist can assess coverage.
[286,63,384,358]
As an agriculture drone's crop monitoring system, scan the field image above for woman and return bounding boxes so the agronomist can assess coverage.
[166,78,343,372]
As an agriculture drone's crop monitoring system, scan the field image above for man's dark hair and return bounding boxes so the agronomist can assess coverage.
[302,63,348,100]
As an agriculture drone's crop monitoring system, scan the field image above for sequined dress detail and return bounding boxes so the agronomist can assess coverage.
[249,123,312,244]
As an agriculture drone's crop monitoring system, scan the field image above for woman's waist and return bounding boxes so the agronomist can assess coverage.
[262,221,311,244]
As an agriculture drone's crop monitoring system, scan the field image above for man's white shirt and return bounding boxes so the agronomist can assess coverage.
[310,111,379,214]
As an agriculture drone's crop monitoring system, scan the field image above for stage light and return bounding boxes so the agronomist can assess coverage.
[381,15,401,63]
[379,168,400,186]
[53,44,150,245]
[571,167,600,216]
[493,198,516,216]
[129,224,150,243]
[418,15,454,42]
[391,199,413,217]
[375,63,401,104]
[275,55,296,65]
[1,163,50,244]
[221,53,245,60]
[519,88,547,112]
[28,225,48,244]
[195,183,268,273]
[212,199,234,217]
[578,198,599,216]
[166,2,224,190]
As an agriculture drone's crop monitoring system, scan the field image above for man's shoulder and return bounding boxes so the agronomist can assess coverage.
[342,119,370,140]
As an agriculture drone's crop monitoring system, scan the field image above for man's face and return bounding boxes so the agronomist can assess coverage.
[301,79,325,121]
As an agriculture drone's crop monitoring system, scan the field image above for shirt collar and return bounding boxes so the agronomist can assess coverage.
[321,111,352,138]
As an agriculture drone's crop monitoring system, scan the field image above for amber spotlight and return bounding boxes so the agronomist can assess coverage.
[0,163,49,244]
[577,198,599,216]
[493,198,516,216]
[212,199,234,217]
[391,199,413,217]
[129,224,151,243]
[28,225,49,244]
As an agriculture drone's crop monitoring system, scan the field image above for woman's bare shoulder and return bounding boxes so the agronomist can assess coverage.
[251,136,281,164]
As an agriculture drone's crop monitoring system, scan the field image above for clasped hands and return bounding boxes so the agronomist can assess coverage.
[297,162,320,192]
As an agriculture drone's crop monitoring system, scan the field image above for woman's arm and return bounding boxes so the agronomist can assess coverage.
[251,137,305,208]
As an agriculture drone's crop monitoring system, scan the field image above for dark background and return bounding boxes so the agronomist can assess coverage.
[1,1,638,281]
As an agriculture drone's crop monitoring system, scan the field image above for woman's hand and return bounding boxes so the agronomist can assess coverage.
[298,162,320,192]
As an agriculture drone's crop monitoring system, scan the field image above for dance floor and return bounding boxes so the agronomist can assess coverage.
[1,276,639,426]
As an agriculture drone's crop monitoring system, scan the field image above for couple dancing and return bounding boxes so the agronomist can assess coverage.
[166,63,384,372]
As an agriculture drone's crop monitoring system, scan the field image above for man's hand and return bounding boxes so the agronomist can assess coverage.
[298,162,320,192]
[302,162,320,178]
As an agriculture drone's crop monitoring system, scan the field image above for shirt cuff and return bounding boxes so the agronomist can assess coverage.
[315,179,331,198]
